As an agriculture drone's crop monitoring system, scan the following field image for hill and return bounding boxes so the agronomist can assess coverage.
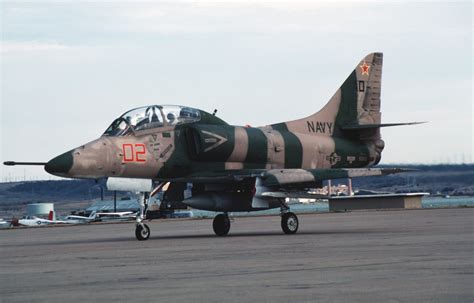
[0,164,473,217]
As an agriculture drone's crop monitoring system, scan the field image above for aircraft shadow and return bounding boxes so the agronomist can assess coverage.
[9,229,387,247]
[149,229,383,240]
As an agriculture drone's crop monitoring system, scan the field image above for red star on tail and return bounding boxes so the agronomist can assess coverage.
[360,62,370,75]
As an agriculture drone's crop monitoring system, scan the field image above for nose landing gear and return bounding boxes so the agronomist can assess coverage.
[135,192,151,241]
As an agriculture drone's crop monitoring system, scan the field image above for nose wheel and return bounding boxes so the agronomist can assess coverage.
[135,223,150,241]
[213,213,230,236]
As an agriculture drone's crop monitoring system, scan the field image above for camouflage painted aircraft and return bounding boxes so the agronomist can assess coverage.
[4,52,420,240]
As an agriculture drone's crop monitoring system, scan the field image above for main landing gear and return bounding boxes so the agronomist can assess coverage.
[213,213,230,236]
[135,192,150,241]
[133,192,298,239]
[211,202,299,237]
[280,202,299,234]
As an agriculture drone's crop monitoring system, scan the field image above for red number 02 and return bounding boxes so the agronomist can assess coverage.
[122,144,147,162]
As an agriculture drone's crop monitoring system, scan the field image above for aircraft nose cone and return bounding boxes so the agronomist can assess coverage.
[45,150,74,175]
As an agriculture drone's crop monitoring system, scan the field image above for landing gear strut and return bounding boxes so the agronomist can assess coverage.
[280,201,299,234]
[135,192,150,241]
[213,213,230,236]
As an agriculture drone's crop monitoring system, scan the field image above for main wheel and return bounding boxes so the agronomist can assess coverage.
[281,212,299,234]
[135,223,150,241]
[213,214,230,236]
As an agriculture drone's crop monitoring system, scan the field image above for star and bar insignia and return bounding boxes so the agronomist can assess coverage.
[360,61,370,75]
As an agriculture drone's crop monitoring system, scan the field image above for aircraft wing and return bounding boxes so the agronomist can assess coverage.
[177,167,413,208]
[254,168,412,203]
[182,167,412,187]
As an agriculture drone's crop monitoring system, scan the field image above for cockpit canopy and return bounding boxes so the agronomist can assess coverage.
[103,105,201,136]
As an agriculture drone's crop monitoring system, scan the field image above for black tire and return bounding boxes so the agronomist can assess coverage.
[135,224,150,241]
[213,214,230,236]
[281,212,298,234]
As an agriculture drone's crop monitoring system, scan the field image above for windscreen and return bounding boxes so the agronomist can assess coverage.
[103,105,201,136]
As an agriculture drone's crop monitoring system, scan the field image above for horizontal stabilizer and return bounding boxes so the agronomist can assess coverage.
[341,122,426,130]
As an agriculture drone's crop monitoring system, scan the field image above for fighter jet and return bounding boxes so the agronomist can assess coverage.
[4,53,421,240]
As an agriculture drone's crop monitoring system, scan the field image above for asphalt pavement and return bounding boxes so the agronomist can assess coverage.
[1,208,473,303]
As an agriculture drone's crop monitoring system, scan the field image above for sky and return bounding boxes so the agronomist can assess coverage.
[1,0,472,181]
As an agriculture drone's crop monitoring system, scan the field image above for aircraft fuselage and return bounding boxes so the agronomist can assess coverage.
[45,123,377,180]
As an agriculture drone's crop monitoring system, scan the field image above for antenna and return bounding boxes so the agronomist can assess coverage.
[212,109,218,116]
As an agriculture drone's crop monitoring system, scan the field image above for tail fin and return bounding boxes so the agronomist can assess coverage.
[271,52,384,137]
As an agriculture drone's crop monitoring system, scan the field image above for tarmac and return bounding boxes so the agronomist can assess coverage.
[0,208,473,303]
